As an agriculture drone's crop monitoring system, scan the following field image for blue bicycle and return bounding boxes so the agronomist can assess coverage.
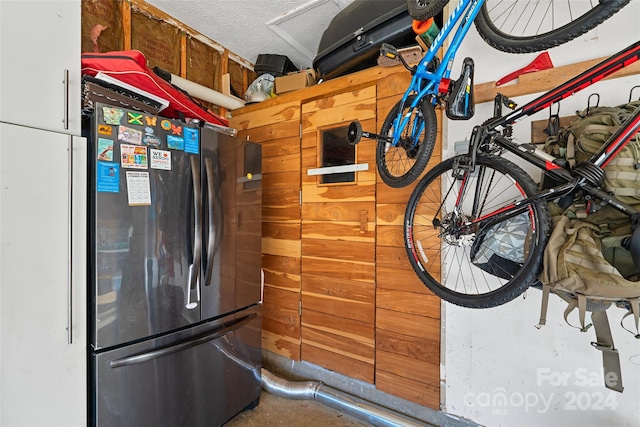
[347,0,631,188]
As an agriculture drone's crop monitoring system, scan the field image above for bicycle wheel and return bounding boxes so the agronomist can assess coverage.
[406,0,449,21]
[404,154,550,308]
[475,0,631,53]
[378,95,437,188]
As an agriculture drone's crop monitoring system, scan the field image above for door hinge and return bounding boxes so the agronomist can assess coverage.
[298,300,302,316]
[299,123,302,139]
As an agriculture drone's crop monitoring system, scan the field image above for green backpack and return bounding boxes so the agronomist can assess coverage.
[543,100,640,220]
[539,215,640,393]
[539,101,640,393]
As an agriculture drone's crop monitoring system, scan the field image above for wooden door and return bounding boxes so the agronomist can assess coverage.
[231,100,303,361]
[300,86,377,383]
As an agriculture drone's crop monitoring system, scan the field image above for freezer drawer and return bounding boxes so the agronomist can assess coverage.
[92,306,262,427]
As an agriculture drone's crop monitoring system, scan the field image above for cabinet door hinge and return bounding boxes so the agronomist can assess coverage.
[298,300,302,316]
[299,123,302,139]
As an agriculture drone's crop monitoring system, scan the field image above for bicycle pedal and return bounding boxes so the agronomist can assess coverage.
[380,43,398,59]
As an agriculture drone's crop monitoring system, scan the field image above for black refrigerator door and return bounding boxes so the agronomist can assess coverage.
[92,103,202,350]
[93,306,262,427]
[200,127,262,320]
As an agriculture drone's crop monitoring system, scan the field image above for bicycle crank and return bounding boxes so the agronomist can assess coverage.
[347,120,393,146]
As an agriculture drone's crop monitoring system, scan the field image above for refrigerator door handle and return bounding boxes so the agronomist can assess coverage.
[187,155,203,309]
[108,313,257,368]
[204,157,216,287]
[67,135,73,344]
[62,69,69,130]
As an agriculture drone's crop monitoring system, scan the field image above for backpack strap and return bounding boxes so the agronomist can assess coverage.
[563,294,592,332]
[590,310,624,393]
[566,133,576,167]
[620,297,640,338]
[536,284,552,328]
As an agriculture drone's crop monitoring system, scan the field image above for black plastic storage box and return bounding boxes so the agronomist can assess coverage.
[255,54,299,77]
[313,0,415,81]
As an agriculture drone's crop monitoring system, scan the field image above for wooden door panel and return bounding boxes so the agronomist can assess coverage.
[301,201,375,222]
[302,274,374,303]
[302,321,374,362]
[376,348,439,386]
[302,86,377,114]
[301,221,375,243]
[373,75,443,404]
[301,183,376,203]
[262,318,300,360]
[375,371,440,410]
[302,239,375,263]
[302,256,374,283]
[302,343,374,383]
[302,295,373,324]
[377,289,441,318]
[233,100,300,130]
[300,87,377,382]
[231,111,303,361]
[301,99,375,131]
[263,170,300,190]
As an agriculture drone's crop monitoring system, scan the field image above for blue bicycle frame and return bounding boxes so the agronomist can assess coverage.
[392,0,485,147]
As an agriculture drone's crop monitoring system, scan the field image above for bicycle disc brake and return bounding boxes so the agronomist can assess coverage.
[436,156,478,246]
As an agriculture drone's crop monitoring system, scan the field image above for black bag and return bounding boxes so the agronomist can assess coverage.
[254,54,298,77]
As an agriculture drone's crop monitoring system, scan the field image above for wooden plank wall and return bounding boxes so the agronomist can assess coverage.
[374,73,442,409]
[233,102,303,361]
[230,64,443,409]
[300,87,378,383]
[475,53,640,104]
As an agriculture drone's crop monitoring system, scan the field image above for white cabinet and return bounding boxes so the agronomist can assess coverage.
[0,0,81,136]
[0,123,87,426]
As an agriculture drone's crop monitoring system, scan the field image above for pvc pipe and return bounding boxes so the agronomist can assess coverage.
[261,369,429,427]
[169,73,246,110]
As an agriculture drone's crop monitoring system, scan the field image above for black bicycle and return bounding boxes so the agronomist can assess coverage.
[404,40,640,308]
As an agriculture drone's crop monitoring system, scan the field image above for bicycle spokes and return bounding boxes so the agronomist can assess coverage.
[406,155,545,306]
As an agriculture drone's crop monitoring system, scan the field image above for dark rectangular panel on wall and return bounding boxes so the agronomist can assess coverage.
[131,8,181,75]
[81,0,124,53]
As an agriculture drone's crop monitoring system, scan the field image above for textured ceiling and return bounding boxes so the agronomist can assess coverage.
[146,0,356,70]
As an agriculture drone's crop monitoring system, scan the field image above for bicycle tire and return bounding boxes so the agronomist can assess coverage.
[378,96,437,188]
[475,0,631,54]
[404,154,550,308]
[406,0,449,21]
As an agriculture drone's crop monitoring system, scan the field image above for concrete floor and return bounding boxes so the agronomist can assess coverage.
[220,351,480,427]
[225,391,375,427]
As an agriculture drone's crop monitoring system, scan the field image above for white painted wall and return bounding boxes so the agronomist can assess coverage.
[441,1,640,426]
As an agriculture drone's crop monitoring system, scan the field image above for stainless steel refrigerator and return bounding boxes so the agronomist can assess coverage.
[88,102,262,426]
